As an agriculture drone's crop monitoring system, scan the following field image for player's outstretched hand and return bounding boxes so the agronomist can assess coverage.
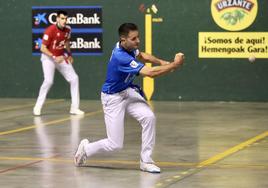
[173,53,184,68]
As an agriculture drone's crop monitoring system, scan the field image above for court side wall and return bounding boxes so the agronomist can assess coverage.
[0,0,267,101]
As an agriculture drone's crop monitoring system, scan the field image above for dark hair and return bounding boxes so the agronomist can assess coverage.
[118,23,138,37]
[57,10,68,17]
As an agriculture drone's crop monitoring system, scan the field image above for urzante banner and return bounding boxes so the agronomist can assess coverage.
[32,6,103,56]
[198,0,268,59]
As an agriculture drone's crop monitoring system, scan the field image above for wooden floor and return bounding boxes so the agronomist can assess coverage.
[0,98,267,188]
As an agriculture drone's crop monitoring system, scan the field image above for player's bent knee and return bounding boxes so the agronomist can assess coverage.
[107,139,123,151]
[111,143,123,151]
[144,112,156,122]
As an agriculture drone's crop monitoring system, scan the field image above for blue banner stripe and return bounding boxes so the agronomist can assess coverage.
[32,28,103,33]
[32,52,103,56]
[32,29,45,33]
[72,28,103,33]
[72,52,103,56]
[32,6,101,9]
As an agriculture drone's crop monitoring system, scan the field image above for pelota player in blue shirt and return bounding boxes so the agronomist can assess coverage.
[75,23,184,173]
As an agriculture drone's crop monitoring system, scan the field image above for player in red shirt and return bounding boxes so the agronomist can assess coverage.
[33,10,84,115]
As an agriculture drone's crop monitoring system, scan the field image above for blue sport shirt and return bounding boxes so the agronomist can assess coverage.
[102,42,145,94]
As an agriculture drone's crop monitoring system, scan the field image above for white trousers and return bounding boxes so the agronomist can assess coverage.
[35,54,80,109]
[85,87,156,163]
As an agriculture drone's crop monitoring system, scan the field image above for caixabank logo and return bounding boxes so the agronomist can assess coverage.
[32,6,103,55]
[211,0,258,31]
[33,13,48,26]
[32,32,103,55]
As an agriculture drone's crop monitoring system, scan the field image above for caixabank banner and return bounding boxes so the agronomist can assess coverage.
[32,6,103,56]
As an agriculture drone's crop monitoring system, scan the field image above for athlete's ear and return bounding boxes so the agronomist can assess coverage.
[120,36,126,42]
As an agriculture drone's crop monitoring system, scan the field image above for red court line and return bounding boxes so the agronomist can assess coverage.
[0,154,60,175]
[0,160,42,174]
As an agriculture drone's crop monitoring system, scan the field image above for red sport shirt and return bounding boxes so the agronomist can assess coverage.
[42,24,71,56]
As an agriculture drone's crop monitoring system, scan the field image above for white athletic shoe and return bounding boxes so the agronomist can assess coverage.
[74,139,89,167]
[70,108,85,115]
[33,106,41,116]
[140,161,161,173]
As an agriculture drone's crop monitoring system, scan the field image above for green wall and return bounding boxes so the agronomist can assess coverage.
[0,0,267,101]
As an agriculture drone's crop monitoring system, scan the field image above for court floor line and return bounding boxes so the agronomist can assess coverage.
[0,154,60,174]
[197,131,268,167]
[0,160,43,174]
[0,156,195,175]
[0,110,102,136]
[0,157,267,169]
[0,157,196,167]
[0,99,64,112]
[154,130,268,188]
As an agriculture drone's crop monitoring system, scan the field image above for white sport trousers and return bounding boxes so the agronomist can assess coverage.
[84,87,156,163]
[35,54,80,109]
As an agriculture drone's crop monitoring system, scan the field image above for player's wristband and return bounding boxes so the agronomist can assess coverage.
[67,52,72,57]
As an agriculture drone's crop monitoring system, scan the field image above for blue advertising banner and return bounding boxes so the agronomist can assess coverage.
[32,6,103,56]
